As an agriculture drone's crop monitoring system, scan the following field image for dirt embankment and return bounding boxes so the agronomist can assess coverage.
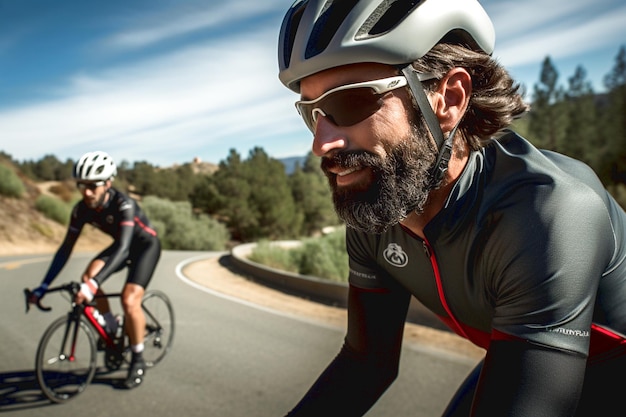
[0,181,111,256]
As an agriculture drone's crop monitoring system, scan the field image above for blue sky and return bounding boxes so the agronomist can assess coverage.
[1,0,625,167]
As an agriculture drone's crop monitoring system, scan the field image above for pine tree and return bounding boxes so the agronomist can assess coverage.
[602,46,626,184]
[290,152,339,236]
[528,57,568,151]
[562,66,600,169]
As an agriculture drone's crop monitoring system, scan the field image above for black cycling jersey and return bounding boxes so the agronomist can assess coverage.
[41,187,160,288]
[287,132,626,417]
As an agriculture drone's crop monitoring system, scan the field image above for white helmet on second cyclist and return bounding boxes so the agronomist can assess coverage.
[74,151,117,182]
[278,0,495,92]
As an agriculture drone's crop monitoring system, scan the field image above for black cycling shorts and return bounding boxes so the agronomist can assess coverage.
[95,236,161,289]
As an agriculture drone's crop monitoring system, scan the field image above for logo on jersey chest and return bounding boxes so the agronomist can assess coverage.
[106,215,114,225]
[383,243,408,267]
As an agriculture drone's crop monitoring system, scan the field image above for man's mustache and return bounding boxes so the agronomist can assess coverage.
[320,151,382,173]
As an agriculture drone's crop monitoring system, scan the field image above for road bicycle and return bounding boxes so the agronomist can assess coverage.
[24,282,175,403]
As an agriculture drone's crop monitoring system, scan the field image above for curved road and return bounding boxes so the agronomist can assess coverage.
[0,251,480,416]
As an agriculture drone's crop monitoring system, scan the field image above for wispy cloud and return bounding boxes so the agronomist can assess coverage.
[102,2,285,51]
[488,0,626,67]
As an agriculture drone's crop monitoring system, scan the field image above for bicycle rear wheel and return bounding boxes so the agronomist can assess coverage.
[35,315,97,403]
[141,290,174,367]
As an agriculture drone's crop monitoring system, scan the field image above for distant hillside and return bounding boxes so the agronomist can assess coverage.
[279,156,307,175]
[171,156,304,175]
[0,162,112,255]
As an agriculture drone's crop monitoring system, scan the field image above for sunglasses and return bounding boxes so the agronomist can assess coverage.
[295,72,438,133]
[76,181,106,192]
[295,76,408,133]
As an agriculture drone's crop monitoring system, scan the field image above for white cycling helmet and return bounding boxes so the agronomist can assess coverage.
[278,0,495,92]
[74,151,117,181]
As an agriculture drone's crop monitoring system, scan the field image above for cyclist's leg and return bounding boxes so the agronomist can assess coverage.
[121,237,160,388]
[123,237,160,346]
[122,282,146,346]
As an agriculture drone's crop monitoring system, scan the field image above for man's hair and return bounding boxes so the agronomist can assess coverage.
[412,43,529,150]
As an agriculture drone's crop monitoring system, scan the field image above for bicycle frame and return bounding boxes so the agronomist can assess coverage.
[27,283,125,356]
[83,293,122,348]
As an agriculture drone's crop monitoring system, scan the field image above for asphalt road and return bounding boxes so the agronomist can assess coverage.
[0,251,478,416]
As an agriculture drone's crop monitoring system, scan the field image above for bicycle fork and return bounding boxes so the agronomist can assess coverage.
[58,311,82,363]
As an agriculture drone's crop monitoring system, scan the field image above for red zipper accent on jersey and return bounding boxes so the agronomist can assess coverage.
[423,238,469,339]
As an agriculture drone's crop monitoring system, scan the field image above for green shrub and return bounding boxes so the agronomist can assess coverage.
[35,195,71,225]
[31,221,55,238]
[0,164,25,198]
[141,195,230,251]
[248,240,301,273]
[249,228,349,283]
[299,230,348,282]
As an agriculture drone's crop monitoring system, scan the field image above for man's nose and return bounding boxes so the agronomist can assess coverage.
[311,115,347,157]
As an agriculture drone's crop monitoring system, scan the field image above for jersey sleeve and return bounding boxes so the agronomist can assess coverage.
[41,204,85,285]
[347,228,394,291]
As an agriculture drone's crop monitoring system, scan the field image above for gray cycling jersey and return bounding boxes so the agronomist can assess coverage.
[348,131,626,356]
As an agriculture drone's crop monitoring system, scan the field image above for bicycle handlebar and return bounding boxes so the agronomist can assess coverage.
[24,282,81,313]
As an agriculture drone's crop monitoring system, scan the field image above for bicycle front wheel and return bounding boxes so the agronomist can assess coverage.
[141,290,175,367]
[35,315,97,403]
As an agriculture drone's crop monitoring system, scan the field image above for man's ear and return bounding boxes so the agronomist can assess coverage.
[431,68,472,134]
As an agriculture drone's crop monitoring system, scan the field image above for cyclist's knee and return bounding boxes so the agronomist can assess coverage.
[121,283,144,313]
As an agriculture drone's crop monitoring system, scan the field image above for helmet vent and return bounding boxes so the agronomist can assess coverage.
[357,0,423,39]
[282,0,308,69]
[305,0,360,59]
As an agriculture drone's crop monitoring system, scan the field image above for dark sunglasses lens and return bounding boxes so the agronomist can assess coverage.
[296,103,316,132]
[322,88,383,126]
[299,88,383,132]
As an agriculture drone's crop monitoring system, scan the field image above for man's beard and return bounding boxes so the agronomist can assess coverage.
[321,125,438,234]
[85,191,107,209]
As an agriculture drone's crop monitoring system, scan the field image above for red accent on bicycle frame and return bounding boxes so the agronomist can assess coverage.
[84,305,112,343]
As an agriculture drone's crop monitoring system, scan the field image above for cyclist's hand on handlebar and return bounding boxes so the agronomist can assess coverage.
[24,284,51,312]
[29,284,48,303]
[75,278,98,305]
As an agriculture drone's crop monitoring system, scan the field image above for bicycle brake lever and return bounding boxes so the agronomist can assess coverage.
[24,288,52,312]
[23,289,31,313]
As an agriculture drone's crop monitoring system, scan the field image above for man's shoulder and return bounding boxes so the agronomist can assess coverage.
[109,188,136,211]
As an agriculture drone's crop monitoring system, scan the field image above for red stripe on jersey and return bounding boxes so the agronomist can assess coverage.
[134,216,157,236]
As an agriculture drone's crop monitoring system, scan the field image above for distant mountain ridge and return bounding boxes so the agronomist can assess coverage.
[279,155,307,175]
